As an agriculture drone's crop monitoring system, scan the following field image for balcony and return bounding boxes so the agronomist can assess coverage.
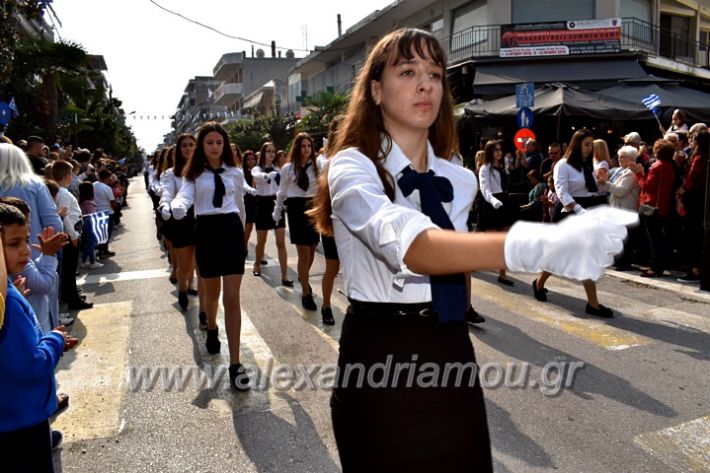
[213,82,243,106]
[213,53,244,81]
[444,18,709,68]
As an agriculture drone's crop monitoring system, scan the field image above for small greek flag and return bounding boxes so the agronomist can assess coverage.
[642,94,661,113]
[8,97,19,117]
[83,211,110,245]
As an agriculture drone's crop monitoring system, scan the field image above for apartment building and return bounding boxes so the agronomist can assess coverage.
[172,76,227,137]
[288,0,710,107]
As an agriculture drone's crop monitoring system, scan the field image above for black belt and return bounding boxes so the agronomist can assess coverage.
[348,299,436,318]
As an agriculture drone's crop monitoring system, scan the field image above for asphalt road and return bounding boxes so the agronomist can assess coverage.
[52,177,710,473]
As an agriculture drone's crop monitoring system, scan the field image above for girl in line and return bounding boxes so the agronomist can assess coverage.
[159,134,201,313]
[170,122,250,390]
[532,128,613,317]
[242,149,258,256]
[251,142,292,286]
[309,28,633,472]
[273,132,319,311]
[159,147,178,284]
[478,139,516,286]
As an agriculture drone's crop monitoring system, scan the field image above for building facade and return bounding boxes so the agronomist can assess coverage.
[172,76,227,137]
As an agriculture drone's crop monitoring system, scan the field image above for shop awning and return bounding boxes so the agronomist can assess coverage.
[597,82,710,123]
[473,59,647,95]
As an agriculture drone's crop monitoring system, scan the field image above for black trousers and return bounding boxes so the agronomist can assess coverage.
[331,303,492,473]
[0,420,54,472]
[60,241,81,305]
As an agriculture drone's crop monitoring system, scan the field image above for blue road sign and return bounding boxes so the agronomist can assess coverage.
[515,83,535,108]
[517,107,534,129]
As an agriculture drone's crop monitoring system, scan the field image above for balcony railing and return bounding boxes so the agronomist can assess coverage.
[444,18,709,68]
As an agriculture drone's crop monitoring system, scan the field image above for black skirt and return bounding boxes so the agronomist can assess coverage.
[194,213,245,278]
[551,195,608,223]
[244,193,257,224]
[255,195,285,230]
[170,207,196,248]
[285,197,319,246]
[478,192,518,231]
[331,302,492,473]
[321,235,339,260]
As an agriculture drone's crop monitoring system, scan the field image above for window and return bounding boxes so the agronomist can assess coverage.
[512,0,594,24]
[660,14,692,58]
[450,0,488,58]
[621,0,651,23]
[621,0,652,45]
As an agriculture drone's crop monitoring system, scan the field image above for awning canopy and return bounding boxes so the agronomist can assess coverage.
[596,82,710,123]
[473,59,647,95]
[465,83,649,120]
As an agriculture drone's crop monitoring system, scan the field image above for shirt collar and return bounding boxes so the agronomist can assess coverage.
[382,137,439,178]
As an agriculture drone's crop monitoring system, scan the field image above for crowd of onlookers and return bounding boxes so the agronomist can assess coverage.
[0,133,129,469]
[470,109,708,285]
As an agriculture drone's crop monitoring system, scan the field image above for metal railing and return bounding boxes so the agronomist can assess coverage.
[443,18,708,68]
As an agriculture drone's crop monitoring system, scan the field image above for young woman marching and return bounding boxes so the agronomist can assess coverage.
[159,134,202,313]
[309,28,635,472]
[241,150,258,256]
[159,147,178,284]
[251,142,292,286]
[273,132,319,311]
[314,117,344,325]
[478,139,517,286]
[170,122,250,390]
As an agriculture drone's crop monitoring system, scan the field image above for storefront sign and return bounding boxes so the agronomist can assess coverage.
[501,18,621,58]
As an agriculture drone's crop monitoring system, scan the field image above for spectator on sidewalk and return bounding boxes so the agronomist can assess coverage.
[78,182,102,269]
[26,136,49,175]
[93,169,117,258]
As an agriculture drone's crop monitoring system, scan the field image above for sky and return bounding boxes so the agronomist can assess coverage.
[48,0,392,153]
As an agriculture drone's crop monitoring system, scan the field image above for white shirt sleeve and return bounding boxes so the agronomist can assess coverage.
[274,163,291,216]
[251,166,268,183]
[554,162,575,207]
[328,151,438,276]
[171,178,194,220]
[478,164,497,204]
[159,171,177,209]
[233,169,247,229]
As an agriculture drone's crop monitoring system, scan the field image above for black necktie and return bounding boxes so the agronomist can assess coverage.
[206,166,225,208]
[398,166,467,323]
[583,159,598,193]
[297,162,310,192]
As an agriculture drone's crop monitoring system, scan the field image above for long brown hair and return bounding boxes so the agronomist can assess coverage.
[564,128,594,171]
[174,133,195,176]
[288,132,318,184]
[183,122,236,180]
[258,141,276,168]
[308,28,456,235]
[483,140,501,166]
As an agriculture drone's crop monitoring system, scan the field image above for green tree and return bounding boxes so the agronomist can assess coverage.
[225,109,295,153]
[297,89,349,143]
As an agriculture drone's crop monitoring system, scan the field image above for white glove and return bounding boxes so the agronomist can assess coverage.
[272,210,281,223]
[159,204,171,221]
[504,206,639,281]
[491,197,503,210]
[268,171,278,180]
[247,186,257,196]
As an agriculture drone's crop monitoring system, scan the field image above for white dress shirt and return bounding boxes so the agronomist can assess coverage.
[158,168,183,209]
[478,163,503,204]
[274,160,319,215]
[56,186,82,240]
[251,165,281,196]
[328,140,477,304]
[171,165,246,228]
[553,158,595,207]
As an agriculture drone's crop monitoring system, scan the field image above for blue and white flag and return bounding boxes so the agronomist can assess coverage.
[641,94,661,113]
[83,211,110,245]
[8,97,18,118]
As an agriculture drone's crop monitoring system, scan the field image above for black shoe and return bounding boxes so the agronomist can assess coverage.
[252,270,261,276]
[498,276,514,287]
[187,288,198,296]
[281,279,294,287]
[261,260,268,265]
[321,307,335,325]
[99,250,116,257]
[302,293,317,311]
[51,430,63,450]
[465,305,486,325]
[68,300,94,310]
[229,363,250,391]
[198,312,208,330]
[169,275,178,284]
[532,279,547,302]
[585,303,613,318]
[178,291,188,310]
[206,328,221,354]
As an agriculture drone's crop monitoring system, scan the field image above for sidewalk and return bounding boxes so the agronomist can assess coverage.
[605,268,710,304]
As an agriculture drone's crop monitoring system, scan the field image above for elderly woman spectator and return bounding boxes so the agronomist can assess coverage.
[634,140,676,278]
[597,145,641,270]
[676,130,708,283]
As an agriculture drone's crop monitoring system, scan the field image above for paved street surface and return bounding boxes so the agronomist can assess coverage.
[53,178,710,472]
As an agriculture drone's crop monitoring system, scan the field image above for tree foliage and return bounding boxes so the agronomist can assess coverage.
[297,89,349,143]
[224,110,295,153]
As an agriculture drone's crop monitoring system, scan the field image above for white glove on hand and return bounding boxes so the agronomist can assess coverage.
[491,198,503,210]
[159,204,171,221]
[272,210,281,223]
[504,206,639,281]
[268,171,278,180]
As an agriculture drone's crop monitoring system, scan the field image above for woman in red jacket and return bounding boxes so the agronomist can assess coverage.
[635,140,676,278]
[676,130,708,282]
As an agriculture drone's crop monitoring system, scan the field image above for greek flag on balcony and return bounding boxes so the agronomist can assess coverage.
[642,94,661,114]
[83,211,110,245]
